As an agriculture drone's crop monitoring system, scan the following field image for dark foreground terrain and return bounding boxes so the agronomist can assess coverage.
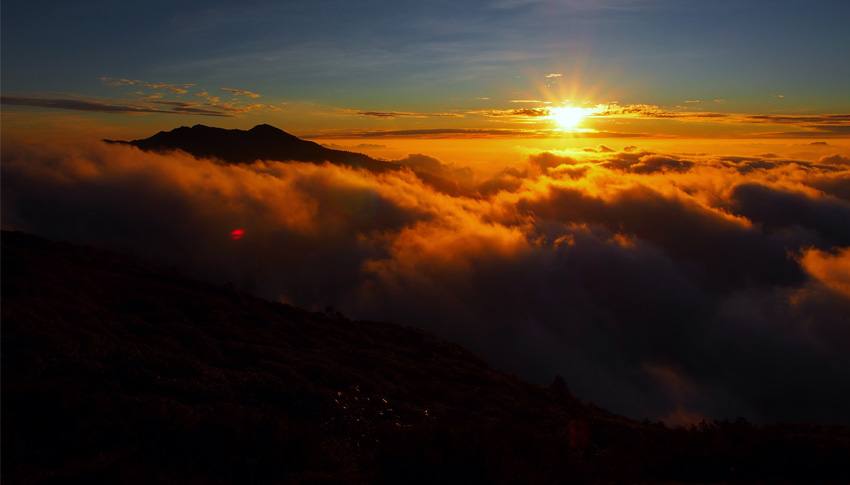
[2,231,849,483]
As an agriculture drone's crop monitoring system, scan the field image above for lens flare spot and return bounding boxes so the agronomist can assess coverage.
[230,228,245,240]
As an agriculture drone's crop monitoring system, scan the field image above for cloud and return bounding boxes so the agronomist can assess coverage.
[728,183,850,248]
[820,154,850,166]
[2,87,282,118]
[306,127,651,139]
[196,91,222,104]
[3,139,850,425]
[221,87,262,99]
[544,72,563,78]
[802,247,850,298]
[583,145,615,153]
[305,128,549,138]
[593,103,850,136]
[150,100,244,116]
[603,152,695,174]
[95,77,276,114]
[744,114,850,126]
[356,111,408,118]
[350,110,463,119]
[468,108,550,118]
[323,142,387,150]
[0,96,232,117]
[99,77,140,87]
[100,77,196,94]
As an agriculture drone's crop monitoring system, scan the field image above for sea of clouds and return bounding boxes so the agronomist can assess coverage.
[3,140,849,424]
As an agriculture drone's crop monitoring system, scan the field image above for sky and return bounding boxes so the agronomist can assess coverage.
[3,0,850,140]
[3,1,850,425]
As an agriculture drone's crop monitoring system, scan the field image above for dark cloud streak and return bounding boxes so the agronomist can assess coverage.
[1,96,232,117]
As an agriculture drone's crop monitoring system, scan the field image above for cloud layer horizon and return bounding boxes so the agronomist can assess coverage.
[3,139,850,425]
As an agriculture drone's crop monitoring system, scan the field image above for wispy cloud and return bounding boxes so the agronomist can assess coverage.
[2,94,279,117]
[347,109,464,119]
[467,108,550,118]
[89,77,278,115]
[99,77,196,94]
[305,127,647,139]
[0,96,231,117]
[595,102,850,136]
[150,100,240,116]
[221,87,262,99]
[306,128,542,138]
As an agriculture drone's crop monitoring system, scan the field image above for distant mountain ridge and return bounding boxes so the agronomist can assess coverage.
[105,124,467,195]
[106,123,399,172]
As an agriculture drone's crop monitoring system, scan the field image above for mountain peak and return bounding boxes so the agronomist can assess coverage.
[249,123,284,133]
[109,123,395,171]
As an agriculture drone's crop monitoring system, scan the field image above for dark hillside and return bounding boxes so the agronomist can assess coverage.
[2,231,849,483]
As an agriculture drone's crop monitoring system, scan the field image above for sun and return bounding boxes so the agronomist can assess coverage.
[548,105,595,131]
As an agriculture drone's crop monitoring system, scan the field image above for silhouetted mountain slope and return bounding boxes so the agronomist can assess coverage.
[106,124,398,172]
[105,124,468,195]
[3,231,849,483]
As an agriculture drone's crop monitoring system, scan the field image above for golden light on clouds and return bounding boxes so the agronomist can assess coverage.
[4,128,850,426]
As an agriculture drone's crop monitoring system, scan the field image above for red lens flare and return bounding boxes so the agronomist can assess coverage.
[230,228,245,240]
